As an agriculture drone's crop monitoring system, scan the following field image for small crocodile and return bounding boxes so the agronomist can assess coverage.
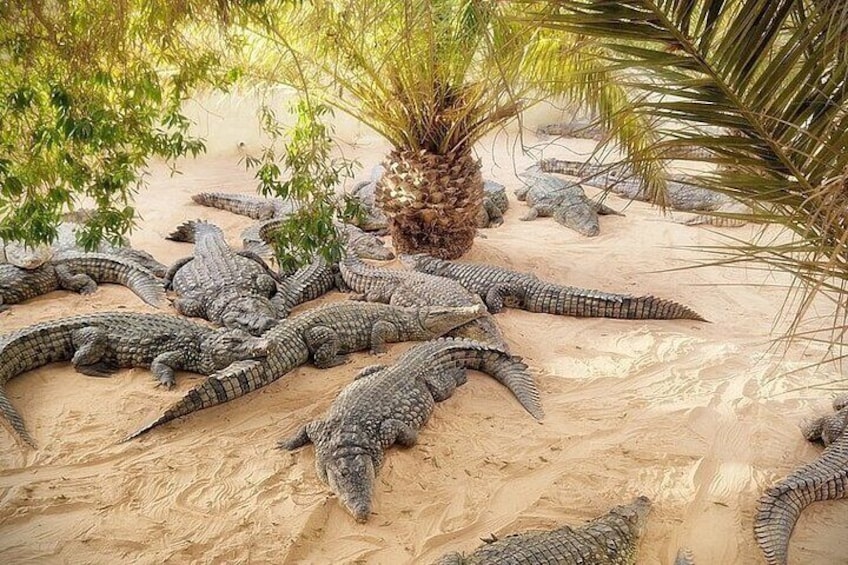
[0,312,270,447]
[539,158,736,214]
[0,252,165,312]
[191,191,394,261]
[279,337,543,522]
[516,165,623,237]
[402,254,707,321]
[476,180,509,228]
[165,220,283,335]
[433,495,652,564]
[338,254,509,349]
[124,301,485,441]
[754,395,848,565]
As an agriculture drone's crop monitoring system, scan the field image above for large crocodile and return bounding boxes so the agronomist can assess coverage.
[0,252,165,312]
[338,254,508,349]
[0,312,270,447]
[433,495,652,564]
[124,301,485,441]
[402,254,707,321]
[165,220,283,335]
[279,337,543,522]
[754,395,848,565]
[1,215,167,276]
[516,165,623,237]
[191,191,394,261]
[538,158,739,215]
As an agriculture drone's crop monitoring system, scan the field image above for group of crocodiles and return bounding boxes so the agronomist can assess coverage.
[1,173,842,564]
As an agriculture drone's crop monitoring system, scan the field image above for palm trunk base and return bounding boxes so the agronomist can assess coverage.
[376,148,483,260]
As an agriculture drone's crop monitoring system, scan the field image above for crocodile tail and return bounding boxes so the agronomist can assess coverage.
[754,433,848,565]
[167,219,225,244]
[0,386,37,447]
[529,282,707,321]
[476,349,544,420]
[123,360,266,441]
[54,253,165,308]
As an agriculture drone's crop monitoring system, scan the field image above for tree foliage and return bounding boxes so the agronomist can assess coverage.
[0,1,236,249]
[533,0,848,362]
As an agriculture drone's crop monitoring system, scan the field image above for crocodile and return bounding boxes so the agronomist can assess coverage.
[0,252,165,312]
[433,495,652,564]
[279,337,543,522]
[401,254,707,321]
[338,254,509,349]
[165,220,283,335]
[191,191,394,261]
[674,548,697,565]
[123,301,485,441]
[2,216,167,276]
[476,180,509,228]
[0,312,270,447]
[754,396,848,565]
[538,158,737,214]
[516,165,623,237]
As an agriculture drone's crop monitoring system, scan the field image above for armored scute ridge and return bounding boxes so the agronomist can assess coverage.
[402,254,707,321]
[124,301,485,441]
[754,396,848,565]
[165,220,283,336]
[433,496,652,565]
[0,312,269,447]
[338,253,509,349]
[279,337,543,522]
[0,252,165,312]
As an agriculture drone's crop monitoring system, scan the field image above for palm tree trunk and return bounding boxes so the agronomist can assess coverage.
[376,147,483,259]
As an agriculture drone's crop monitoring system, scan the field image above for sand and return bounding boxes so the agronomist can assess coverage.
[0,112,845,564]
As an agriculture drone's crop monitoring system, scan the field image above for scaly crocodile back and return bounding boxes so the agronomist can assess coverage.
[754,408,848,565]
[433,495,652,564]
[191,192,290,220]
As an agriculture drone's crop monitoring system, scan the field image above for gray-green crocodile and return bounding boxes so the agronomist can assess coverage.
[0,312,270,447]
[124,300,485,441]
[401,254,707,321]
[279,337,543,522]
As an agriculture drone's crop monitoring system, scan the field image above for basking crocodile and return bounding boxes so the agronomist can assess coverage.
[538,158,736,213]
[279,337,543,522]
[165,220,283,335]
[476,180,509,228]
[338,254,508,349]
[124,301,485,441]
[0,312,270,447]
[754,396,848,565]
[0,252,165,312]
[516,165,623,237]
[433,495,652,564]
[191,191,394,260]
[402,254,707,321]
[2,216,167,276]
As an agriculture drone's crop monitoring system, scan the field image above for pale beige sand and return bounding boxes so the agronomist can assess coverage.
[0,120,845,564]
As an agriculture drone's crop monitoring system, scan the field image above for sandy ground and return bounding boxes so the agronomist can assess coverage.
[0,123,845,565]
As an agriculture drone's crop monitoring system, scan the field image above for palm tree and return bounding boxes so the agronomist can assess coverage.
[531,0,848,362]
[235,0,666,258]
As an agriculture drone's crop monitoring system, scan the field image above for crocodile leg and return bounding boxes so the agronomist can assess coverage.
[173,297,206,318]
[150,351,183,389]
[304,326,348,367]
[520,207,541,221]
[71,327,118,377]
[483,283,524,314]
[278,420,322,450]
[369,320,400,355]
[55,264,97,294]
[379,419,419,447]
[163,256,194,289]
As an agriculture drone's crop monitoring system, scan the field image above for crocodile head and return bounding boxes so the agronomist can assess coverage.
[201,328,270,371]
[351,235,394,261]
[612,495,653,537]
[325,452,376,523]
[219,296,279,336]
[416,304,487,337]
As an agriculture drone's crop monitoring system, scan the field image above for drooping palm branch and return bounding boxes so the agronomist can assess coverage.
[530,0,848,363]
